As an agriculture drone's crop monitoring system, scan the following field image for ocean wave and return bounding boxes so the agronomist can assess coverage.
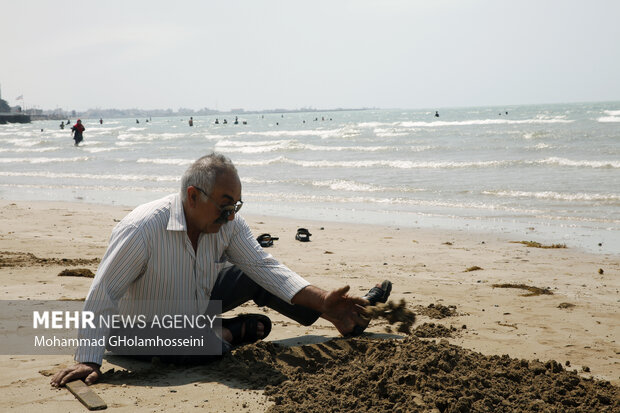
[236,127,361,139]
[311,180,384,192]
[603,109,620,116]
[136,158,193,166]
[310,179,426,193]
[596,116,620,123]
[398,117,573,127]
[0,147,62,153]
[522,131,547,140]
[536,157,620,168]
[117,132,185,141]
[482,190,620,203]
[0,171,179,182]
[4,138,44,147]
[373,128,411,138]
[357,117,573,129]
[235,156,620,169]
[215,139,393,153]
[0,182,177,193]
[530,143,551,149]
[235,157,515,169]
[0,156,89,164]
[246,191,545,214]
[82,147,119,153]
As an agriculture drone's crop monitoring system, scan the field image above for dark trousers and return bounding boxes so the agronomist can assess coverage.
[211,265,320,326]
[112,265,320,364]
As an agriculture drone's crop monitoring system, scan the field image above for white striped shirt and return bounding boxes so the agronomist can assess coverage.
[75,193,310,364]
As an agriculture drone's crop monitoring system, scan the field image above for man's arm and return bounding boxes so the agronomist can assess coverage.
[51,223,147,387]
[225,217,368,335]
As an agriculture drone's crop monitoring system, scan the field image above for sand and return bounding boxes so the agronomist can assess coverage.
[0,199,618,412]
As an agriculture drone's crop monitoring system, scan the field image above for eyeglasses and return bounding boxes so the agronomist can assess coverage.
[193,186,243,221]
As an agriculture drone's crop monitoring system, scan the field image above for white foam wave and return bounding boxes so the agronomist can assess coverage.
[597,116,620,123]
[374,128,410,137]
[136,158,193,166]
[115,141,141,147]
[0,156,89,164]
[215,139,392,153]
[603,110,620,116]
[398,117,573,127]
[235,156,513,169]
[522,131,547,140]
[482,190,620,203]
[311,180,383,192]
[236,127,360,139]
[0,147,62,153]
[247,191,545,214]
[0,171,179,182]
[82,147,118,153]
[5,138,42,147]
[0,182,177,193]
[117,132,185,141]
[536,157,620,169]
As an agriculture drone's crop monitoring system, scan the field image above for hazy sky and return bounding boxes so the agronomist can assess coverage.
[1,0,619,111]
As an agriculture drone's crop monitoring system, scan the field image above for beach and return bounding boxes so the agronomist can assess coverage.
[0,199,618,412]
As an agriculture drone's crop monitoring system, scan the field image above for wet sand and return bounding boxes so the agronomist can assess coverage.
[0,200,618,412]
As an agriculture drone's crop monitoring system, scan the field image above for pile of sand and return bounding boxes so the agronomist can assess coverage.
[214,337,618,412]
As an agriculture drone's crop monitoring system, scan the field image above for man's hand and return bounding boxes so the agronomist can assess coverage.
[320,285,369,335]
[50,362,101,387]
[292,285,368,336]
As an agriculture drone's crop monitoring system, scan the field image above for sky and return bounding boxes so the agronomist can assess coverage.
[1,0,619,112]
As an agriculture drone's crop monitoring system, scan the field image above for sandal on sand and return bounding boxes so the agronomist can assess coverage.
[295,228,312,242]
[256,233,279,248]
[221,314,272,346]
[362,280,392,305]
[349,280,393,337]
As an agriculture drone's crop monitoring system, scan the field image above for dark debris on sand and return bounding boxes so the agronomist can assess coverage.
[415,303,458,319]
[0,251,99,268]
[217,337,618,413]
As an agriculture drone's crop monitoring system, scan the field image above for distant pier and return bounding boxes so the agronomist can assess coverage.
[0,113,31,124]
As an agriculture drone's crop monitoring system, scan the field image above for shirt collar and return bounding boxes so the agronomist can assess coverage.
[167,193,187,231]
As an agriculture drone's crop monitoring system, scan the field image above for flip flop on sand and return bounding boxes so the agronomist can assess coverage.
[221,313,272,346]
[295,228,312,242]
[349,280,393,337]
[256,233,279,248]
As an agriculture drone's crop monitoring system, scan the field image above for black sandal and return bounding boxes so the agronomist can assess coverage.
[256,233,279,248]
[363,280,392,305]
[221,313,272,346]
[295,228,312,242]
[349,280,393,337]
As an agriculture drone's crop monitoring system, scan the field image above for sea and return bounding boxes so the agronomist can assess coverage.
[1,101,618,254]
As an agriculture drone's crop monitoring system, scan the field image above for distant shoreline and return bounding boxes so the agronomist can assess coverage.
[0,113,30,124]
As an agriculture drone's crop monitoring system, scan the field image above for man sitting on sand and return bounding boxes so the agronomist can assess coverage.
[51,152,391,387]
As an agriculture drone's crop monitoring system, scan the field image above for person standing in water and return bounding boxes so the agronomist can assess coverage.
[189,117,194,127]
[71,119,85,146]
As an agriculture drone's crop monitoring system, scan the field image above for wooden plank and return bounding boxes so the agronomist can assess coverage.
[66,380,107,410]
